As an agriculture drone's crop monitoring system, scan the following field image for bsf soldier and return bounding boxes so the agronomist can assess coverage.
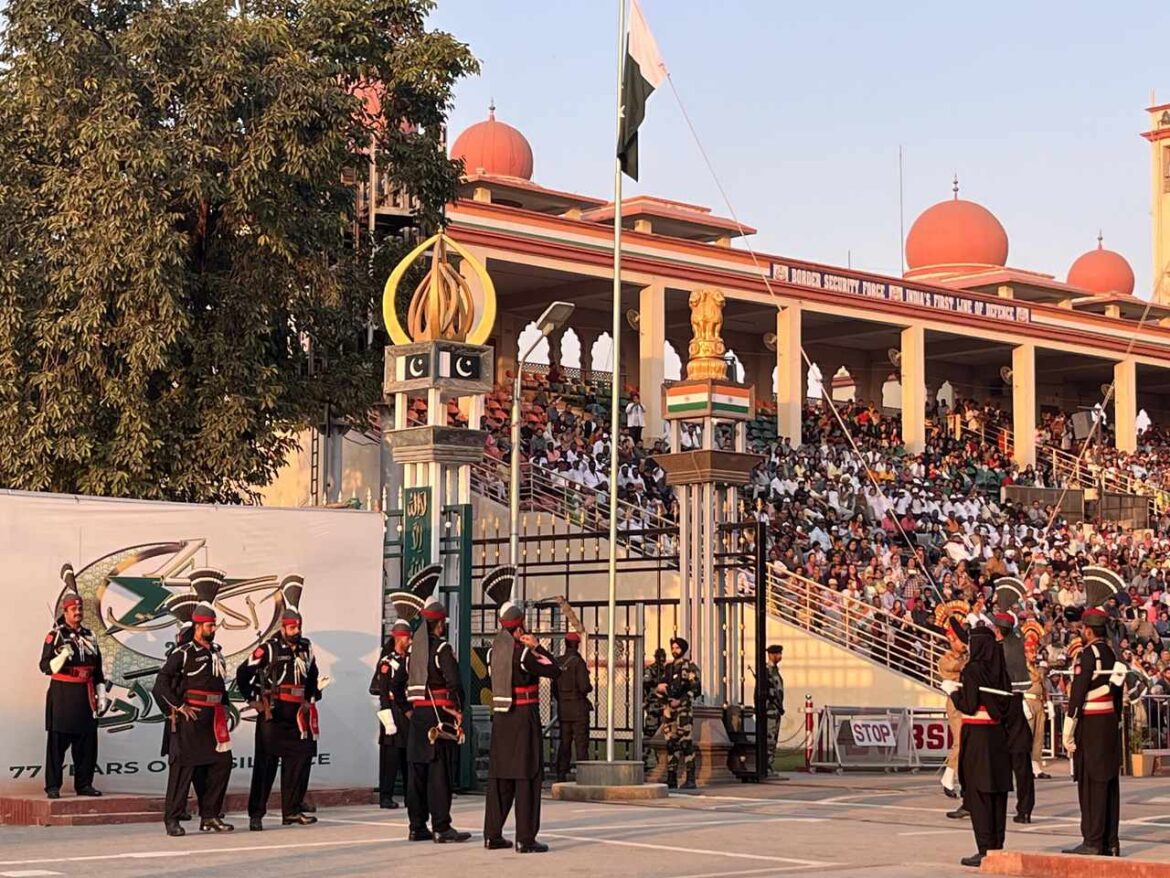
[402,566,470,844]
[40,564,106,799]
[372,614,413,809]
[553,631,592,782]
[236,576,323,831]
[764,645,785,773]
[151,569,234,837]
[1021,624,1052,780]
[990,579,1035,825]
[642,647,667,765]
[660,637,700,789]
[483,569,562,853]
[935,605,968,804]
[1062,566,1125,857]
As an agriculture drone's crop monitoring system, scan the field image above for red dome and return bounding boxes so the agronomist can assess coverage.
[450,106,533,180]
[1067,236,1135,296]
[905,186,1009,275]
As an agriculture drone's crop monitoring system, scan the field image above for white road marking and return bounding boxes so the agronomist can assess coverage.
[317,817,410,828]
[540,832,835,867]
[548,816,824,832]
[0,871,64,877]
[675,868,815,878]
[0,836,408,868]
[896,829,966,836]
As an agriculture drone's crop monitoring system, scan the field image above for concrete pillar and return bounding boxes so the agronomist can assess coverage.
[638,282,666,441]
[775,304,802,447]
[1011,343,1037,466]
[900,325,926,454]
[1114,358,1137,453]
[818,362,842,403]
[855,362,886,408]
[495,315,520,386]
[579,331,594,379]
[548,329,563,368]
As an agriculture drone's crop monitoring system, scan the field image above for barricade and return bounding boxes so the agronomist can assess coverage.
[809,706,921,773]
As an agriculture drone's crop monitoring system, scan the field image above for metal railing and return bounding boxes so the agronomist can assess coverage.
[469,458,677,558]
[764,563,949,689]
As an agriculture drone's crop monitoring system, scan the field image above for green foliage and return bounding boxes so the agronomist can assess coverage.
[0,0,476,502]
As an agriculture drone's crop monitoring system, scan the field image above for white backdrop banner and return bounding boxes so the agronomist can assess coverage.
[0,490,385,795]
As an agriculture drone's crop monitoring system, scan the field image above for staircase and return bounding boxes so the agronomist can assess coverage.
[764,563,948,689]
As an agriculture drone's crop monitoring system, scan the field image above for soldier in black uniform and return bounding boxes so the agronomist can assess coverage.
[553,631,591,782]
[373,606,414,809]
[237,575,323,831]
[402,566,470,844]
[40,564,106,799]
[151,569,234,837]
[945,624,1013,868]
[483,568,562,853]
[1062,566,1125,857]
[990,579,1035,824]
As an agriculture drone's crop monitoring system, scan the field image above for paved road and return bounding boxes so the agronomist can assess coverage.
[2,766,1168,877]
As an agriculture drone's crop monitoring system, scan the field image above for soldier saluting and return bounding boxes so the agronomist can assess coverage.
[40,564,107,800]
[373,611,414,810]
[400,565,470,844]
[237,575,324,831]
[152,568,234,837]
[483,567,561,853]
[1062,567,1126,857]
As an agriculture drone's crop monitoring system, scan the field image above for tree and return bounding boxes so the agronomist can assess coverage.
[0,0,477,502]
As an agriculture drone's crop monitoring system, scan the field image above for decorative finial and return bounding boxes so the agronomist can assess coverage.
[1097,230,1104,249]
[952,174,959,200]
[488,99,495,120]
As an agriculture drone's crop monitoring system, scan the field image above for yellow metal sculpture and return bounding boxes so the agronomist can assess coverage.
[382,232,496,345]
[685,288,728,380]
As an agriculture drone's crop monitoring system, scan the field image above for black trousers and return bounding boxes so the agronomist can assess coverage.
[1011,750,1034,817]
[379,743,405,801]
[407,759,452,834]
[164,754,232,823]
[484,777,542,846]
[1078,774,1120,852]
[44,728,97,793]
[968,789,1007,854]
[556,719,589,778]
[248,749,312,818]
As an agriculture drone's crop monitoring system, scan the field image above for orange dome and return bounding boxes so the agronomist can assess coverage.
[1067,236,1135,295]
[905,183,1008,275]
[450,105,533,180]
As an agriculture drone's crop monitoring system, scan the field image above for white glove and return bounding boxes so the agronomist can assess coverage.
[48,646,71,674]
[1109,662,1127,687]
[377,708,397,736]
[1045,701,1054,720]
[317,675,333,691]
[940,680,960,695]
[1062,716,1077,754]
[1022,699,1033,723]
[96,691,110,716]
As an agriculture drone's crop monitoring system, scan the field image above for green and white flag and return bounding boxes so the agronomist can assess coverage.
[617,0,666,181]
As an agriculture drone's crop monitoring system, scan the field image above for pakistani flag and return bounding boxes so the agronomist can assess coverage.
[618,0,666,181]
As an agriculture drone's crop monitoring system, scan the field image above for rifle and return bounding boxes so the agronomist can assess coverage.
[249,647,275,721]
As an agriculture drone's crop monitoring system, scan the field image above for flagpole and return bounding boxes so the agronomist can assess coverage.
[605,0,625,765]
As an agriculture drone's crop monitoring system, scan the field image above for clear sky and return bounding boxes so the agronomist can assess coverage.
[431,0,1170,296]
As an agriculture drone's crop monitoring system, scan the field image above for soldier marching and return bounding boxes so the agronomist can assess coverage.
[935,601,968,805]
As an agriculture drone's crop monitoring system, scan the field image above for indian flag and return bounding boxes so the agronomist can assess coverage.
[618,0,667,181]
[666,384,752,417]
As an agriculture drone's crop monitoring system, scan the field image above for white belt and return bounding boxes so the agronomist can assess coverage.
[1087,684,1111,700]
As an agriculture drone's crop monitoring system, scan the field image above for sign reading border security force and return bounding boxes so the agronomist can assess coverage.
[771,263,1031,325]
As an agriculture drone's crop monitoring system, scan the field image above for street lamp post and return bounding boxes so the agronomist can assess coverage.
[509,301,575,598]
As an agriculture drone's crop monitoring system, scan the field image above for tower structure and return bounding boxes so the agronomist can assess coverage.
[1144,101,1170,303]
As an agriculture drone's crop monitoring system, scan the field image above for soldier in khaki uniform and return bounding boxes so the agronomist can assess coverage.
[936,603,969,802]
[1021,622,1051,780]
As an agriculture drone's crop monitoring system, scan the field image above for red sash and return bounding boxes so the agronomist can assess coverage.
[298,703,320,741]
[52,666,96,713]
[186,689,231,751]
[513,684,539,706]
